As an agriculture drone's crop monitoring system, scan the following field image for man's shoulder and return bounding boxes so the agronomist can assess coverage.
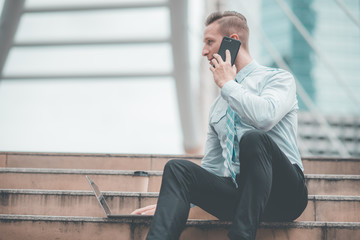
[254,64,294,83]
[258,64,290,75]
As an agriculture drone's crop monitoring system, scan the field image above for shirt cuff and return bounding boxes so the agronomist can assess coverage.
[221,80,238,101]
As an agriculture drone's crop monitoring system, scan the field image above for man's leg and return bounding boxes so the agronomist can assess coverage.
[146,159,238,240]
[228,130,308,240]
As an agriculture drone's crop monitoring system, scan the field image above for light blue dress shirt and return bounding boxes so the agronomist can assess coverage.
[201,60,303,178]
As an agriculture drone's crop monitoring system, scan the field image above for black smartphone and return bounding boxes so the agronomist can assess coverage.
[217,36,241,66]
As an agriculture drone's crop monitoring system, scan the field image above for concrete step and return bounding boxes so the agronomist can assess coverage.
[0,152,201,171]
[0,189,213,220]
[1,190,359,222]
[1,168,359,196]
[1,152,360,175]
[1,215,359,240]
[305,174,360,196]
[302,158,360,175]
[0,168,161,192]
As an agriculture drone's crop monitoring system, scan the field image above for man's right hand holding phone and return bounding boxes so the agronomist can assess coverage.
[210,49,237,88]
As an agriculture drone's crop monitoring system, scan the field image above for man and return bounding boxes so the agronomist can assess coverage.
[132,11,308,240]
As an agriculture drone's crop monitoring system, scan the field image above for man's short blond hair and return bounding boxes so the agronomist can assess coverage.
[205,11,249,50]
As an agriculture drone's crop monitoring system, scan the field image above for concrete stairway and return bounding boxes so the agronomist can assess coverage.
[1,152,360,239]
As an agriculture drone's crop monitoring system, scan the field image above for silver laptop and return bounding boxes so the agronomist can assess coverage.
[86,175,123,218]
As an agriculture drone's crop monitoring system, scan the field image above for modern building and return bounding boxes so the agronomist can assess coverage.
[258,0,360,114]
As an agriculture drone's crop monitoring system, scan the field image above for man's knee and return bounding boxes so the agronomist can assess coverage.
[163,159,197,187]
[240,129,268,147]
[164,159,194,176]
[238,130,272,162]
[165,159,187,170]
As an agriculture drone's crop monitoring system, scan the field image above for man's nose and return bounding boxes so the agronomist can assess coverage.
[202,47,209,56]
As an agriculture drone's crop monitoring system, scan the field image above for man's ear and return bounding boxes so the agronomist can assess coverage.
[229,34,239,40]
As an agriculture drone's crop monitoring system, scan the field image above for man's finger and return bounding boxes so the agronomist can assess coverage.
[130,209,141,215]
[141,205,156,215]
[142,204,156,210]
[141,208,156,215]
[131,204,156,215]
[131,207,146,215]
[213,53,223,63]
[211,58,219,68]
[225,49,231,64]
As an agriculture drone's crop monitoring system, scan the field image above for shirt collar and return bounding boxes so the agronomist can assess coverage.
[235,60,259,83]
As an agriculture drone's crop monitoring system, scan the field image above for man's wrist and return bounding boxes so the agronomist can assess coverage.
[221,80,238,100]
[218,79,233,88]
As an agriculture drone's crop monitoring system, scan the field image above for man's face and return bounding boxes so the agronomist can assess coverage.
[202,22,223,63]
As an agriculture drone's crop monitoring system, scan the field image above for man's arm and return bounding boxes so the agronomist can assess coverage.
[221,70,297,131]
[201,124,223,174]
[210,50,296,132]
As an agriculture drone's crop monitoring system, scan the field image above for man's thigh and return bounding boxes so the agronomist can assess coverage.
[262,161,308,221]
[237,130,308,222]
[176,160,238,220]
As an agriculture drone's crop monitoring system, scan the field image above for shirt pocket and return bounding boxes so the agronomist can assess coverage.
[210,108,227,124]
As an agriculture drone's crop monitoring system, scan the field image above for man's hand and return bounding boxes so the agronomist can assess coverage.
[130,204,157,215]
[210,49,237,88]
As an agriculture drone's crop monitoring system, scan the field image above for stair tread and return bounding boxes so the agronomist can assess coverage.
[1,167,359,179]
[0,152,203,159]
[2,151,360,161]
[2,189,360,203]
[2,152,359,175]
[0,167,162,175]
[1,214,360,228]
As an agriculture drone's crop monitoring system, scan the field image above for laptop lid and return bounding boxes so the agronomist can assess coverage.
[86,175,112,217]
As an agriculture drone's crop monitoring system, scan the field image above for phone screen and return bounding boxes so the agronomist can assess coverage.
[217,37,241,66]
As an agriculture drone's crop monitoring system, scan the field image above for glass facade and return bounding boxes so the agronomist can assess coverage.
[259,0,360,114]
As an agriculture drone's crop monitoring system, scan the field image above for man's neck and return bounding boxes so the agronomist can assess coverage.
[235,51,253,72]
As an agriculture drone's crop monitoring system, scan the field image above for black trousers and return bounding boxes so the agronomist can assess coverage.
[146,130,308,240]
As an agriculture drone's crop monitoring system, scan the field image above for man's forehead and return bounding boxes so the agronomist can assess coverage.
[203,22,221,40]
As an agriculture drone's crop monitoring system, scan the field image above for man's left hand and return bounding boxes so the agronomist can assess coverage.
[131,204,157,215]
[210,50,237,88]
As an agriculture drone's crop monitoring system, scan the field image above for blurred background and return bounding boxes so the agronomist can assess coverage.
[0,0,359,157]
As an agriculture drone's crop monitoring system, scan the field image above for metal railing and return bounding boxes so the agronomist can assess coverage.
[335,0,360,28]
